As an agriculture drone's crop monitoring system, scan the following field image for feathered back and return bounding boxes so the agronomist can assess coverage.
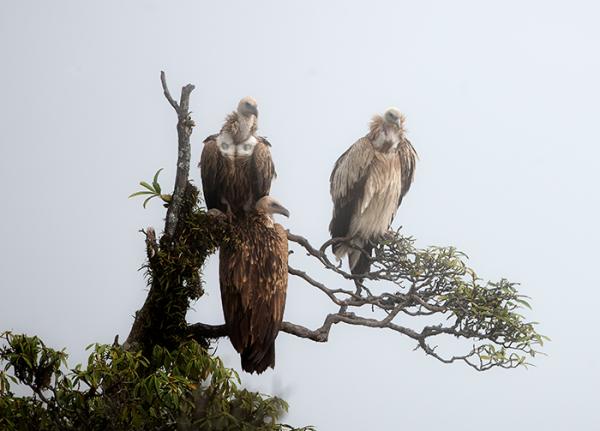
[219,214,288,374]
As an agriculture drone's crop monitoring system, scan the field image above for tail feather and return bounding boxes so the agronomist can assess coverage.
[334,237,373,276]
[349,243,373,276]
[241,343,275,374]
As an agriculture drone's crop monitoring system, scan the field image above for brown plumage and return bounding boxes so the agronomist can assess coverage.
[219,196,289,374]
[199,97,276,215]
[329,108,417,275]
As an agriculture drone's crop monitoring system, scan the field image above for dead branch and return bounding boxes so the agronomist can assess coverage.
[162,71,196,240]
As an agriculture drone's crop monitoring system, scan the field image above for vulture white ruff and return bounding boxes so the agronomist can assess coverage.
[199,97,276,215]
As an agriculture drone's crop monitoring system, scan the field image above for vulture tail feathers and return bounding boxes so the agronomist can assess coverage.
[349,242,373,276]
[241,343,275,374]
[329,202,354,257]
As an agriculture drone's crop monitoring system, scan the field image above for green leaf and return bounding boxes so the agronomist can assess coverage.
[152,168,163,194]
[153,168,163,184]
[143,195,156,208]
[515,298,532,310]
[128,191,155,198]
[22,356,33,368]
[140,181,155,192]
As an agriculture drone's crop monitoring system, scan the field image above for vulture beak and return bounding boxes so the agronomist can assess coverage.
[271,202,290,218]
[248,104,258,117]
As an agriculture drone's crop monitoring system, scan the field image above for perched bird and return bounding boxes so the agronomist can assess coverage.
[199,97,276,216]
[218,196,289,374]
[329,108,417,275]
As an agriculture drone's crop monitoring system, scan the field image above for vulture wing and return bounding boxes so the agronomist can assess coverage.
[199,134,223,210]
[397,137,418,206]
[250,137,276,203]
[329,137,375,242]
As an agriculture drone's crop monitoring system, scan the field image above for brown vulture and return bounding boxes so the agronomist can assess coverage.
[199,97,276,216]
[219,196,289,373]
[329,107,417,275]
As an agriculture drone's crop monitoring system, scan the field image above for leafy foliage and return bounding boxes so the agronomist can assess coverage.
[129,168,173,208]
[127,181,233,354]
[0,332,313,431]
[288,229,547,370]
[367,231,549,369]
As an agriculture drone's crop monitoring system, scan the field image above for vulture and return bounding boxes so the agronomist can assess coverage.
[219,196,289,374]
[329,107,417,275]
[199,97,276,216]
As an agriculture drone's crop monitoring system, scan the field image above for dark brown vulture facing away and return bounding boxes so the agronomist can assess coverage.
[199,97,276,216]
[219,196,289,374]
[329,107,417,275]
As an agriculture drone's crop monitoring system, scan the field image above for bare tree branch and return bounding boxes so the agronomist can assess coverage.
[188,322,228,340]
[162,71,196,239]
[160,71,179,112]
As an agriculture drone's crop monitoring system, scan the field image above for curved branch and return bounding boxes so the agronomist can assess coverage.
[188,322,228,340]
[287,232,377,282]
[160,71,179,112]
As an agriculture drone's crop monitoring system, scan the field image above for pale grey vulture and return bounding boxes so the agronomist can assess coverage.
[329,108,417,275]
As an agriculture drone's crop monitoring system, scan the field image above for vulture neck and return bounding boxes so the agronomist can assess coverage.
[369,115,402,153]
[237,114,256,142]
[221,112,257,143]
[261,214,275,228]
[253,212,275,228]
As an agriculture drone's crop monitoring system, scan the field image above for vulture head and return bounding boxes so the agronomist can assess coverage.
[383,107,405,130]
[255,196,290,220]
[237,96,259,118]
[370,107,406,152]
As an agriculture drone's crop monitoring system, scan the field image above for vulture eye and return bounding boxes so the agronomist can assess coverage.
[221,143,230,150]
[244,144,251,151]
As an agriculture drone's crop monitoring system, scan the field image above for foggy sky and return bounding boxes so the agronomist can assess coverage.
[1,1,599,429]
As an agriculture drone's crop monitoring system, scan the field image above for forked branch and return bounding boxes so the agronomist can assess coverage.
[161,71,196,239]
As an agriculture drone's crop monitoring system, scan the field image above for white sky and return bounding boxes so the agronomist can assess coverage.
[1,1,599,429]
